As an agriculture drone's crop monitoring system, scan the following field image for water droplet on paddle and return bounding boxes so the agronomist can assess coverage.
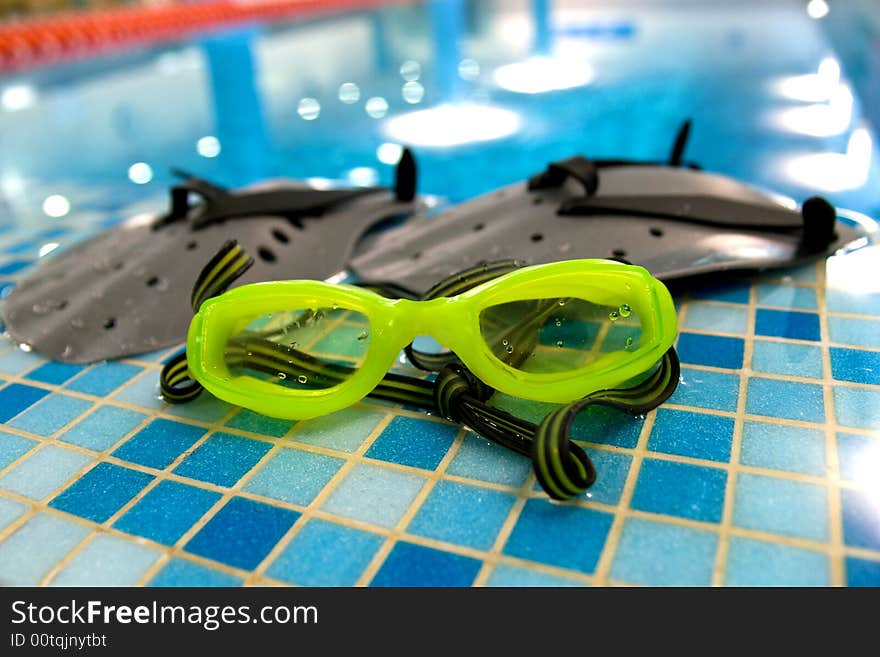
[619,304,632,318]
[298,375,308,384]
[609,311,620,321]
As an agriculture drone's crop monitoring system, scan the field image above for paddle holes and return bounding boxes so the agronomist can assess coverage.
[258,246,277,263]
[272,229,289,244]
[531,233,543,242]
[473,223,484,231]
[613,248,627,257]
[650,227,664,237]
[186,241,198,250]
[104,318,116,330]
[412,251,421,260]
[146,276,160,287]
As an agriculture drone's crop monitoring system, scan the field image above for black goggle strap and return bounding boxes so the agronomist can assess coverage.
[161,240,681,500]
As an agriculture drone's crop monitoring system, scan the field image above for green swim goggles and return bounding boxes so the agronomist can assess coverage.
[175,252,676,420]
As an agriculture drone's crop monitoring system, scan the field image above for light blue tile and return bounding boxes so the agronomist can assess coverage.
[0,347,45,375]
[0,513,91,585]
[669,367,740,412]
[0,430,37,468]
[408,480,515,550]
[733,473,828,541]
[755,284,818,310]
[111,371,165,409]
[0,495,28,531]
[487,564,587,587]
[7,394,93,436]
[682,303,749,335]
[266,519,383,586]
[610,517,718,586]
[59,406,147,451]
[50,533,161,586]
[244,447,344,506]
[751,340,823,379]
[446,433,532,487]
[582,449,631,505]
[746,377,825,423]
[321,463,425,528]
[725,536,829,586]
[739,420,826,476]
[834,386,880,429]
[149,558,243,587]
[836,432,880,483]
[828,316,880,348]
[826,289,880,316]
[65,362,142,396]
[291,407,387,453]
[0,444,93,500]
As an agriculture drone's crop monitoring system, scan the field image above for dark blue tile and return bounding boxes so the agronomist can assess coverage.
[841,488,880,550]
[0,281,14,299]
[503,499,613,574]
[66,362,143,396]
[112,419,207,470]
[4,240,38,255]
[370,541,481,587]
[365,416,458,470]
[0,384,50,423]
[846,556,880,587]
[149,558,243,587]
[185,497,299,570]
[0,260,30,275]
[174,432,271,487]
[115,480,221,545]
[830,347,880,386]
[39,227,69,239]
[648,409,735,462]
[690,281,750,304]
[631,458,727,523]
[49,462,153,523]
[676,333,744,369]
[754,309,820,342]
[26,362,86,385]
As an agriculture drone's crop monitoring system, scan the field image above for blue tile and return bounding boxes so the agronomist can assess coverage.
[733,473,828,541]
[746,377,824,423]
[669,367,739,412]
[111,371,165,409]
[7,394,93,436]
[0,430,37,468]
[755,284,818,310]
[833,386,880,429]
[226,409,296,438]
[682,303,748,334]
[503,499,613,574]
[826,288,880,316]
[408,480,515,550]
[755,309,820,341]
[244,447,344,506]
[690,281,750,304]
[631,458,727,523]
[740,420,826,476]
[486,564,586,587]
[837,432,880,482]
[0,260,30,275]
[610,517,718,586]
[173,432,271,487]
[676,333,744,369]
[583,449,631,505]
[830,347,880,385]
[365,416,458,470]
[322,463,425,528]
[446,433,532,487]
[292,407,387,453]
[185,497,299,570]
[725,536,829,586]
[845,556,880,587]
[0,445,93,500]
[751,340,823,379]
[829,316,880,348]
[371,541,481,587]
[0,348,45,375]
[0,495,27,532]
[266,519,383,586]
[0,383,49,423]
[60,406,147,451]
[50,462,154,523]
[115,480,221,545]
[26,361,86,385]
[149,558,244,587]
[112,419,207,470]
[648,409,734,462]
[841,488,880,550]
[66,362,143,396]
[570,404,646,448]
[0,513,91,585]
[50,533,161,586]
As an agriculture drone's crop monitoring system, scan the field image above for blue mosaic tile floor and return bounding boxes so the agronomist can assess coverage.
[1,0,880,586]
